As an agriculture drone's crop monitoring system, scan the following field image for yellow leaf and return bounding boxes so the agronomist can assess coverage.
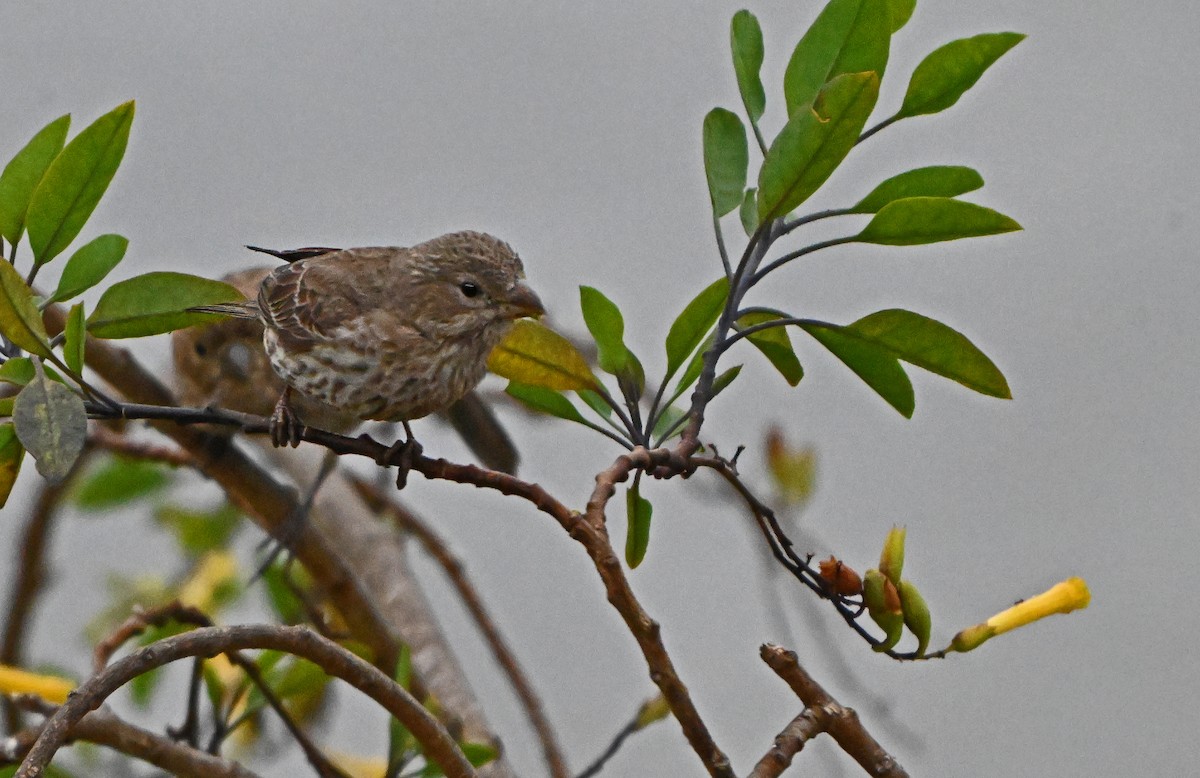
[488,319,598,391]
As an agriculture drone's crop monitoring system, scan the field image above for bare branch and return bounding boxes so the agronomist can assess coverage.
[759,644,909,778]
[91,603,349,778]
[1,702,259,778]
[748,708,825,778]
[15,624,476,778]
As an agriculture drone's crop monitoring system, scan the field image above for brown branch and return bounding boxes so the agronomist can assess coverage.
[759,645,908,778]
[15,624,476,778]
[347,474,570,778]
[1,704,260,778]
[748,709,824,778]
[88,425,194,467]
[91,603,350,778]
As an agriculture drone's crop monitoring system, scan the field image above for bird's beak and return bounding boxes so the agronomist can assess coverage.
[503,282,545,319]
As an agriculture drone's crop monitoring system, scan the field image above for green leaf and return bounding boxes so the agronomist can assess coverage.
[576,389,614,419]
[0,357,36,386]
[672,332,714,398]
[886,0,916,33]
[26,101,135,265]
[702,109,749,218]
[737,311,804,385]
[0,424,25,508]
[13,361,88,481]
[759,72,879,222]
[579,286,644,396]
[651,405,687,442]
[87,271,244,339]
[664,277,728,379]
[783,0,890,116]
[625,477,653,568]
[0,259,52,356]
[0,358,63,387]
[799,321,914,417]
[505,382,590,425]
[739,188,758,235]
[856,197,1021,245]
[388,645,418,772]
[73,455,172,510]
[487,319,598,391]
[0,114,70,245]
[261,562,307,624]
[64,302,86,374]
[850,166,983,214]
[155,503,241,556]
[847,308,1010,397]
[712,364,742,396]
[49,233,129,303]
[897,33,1025,119]
[731,10,766,123]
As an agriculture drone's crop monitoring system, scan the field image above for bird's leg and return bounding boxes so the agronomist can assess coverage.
[270,387,303,448]
[252,449,339,580]
[379,421,423,489]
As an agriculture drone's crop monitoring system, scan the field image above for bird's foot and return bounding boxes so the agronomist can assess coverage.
[381,429,423,490]
[270,389,303,448]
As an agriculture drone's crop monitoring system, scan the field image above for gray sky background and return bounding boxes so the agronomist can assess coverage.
[2,2,1197,776]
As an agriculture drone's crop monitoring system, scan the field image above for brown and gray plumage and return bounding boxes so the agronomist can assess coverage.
[184,231,541,467]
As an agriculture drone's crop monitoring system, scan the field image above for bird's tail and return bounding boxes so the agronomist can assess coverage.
[187,302,260,319]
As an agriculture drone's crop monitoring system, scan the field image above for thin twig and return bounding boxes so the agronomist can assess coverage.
[347,475,570,778]
[88,425,194,467]
[1,704,260,778]
[16,624,476,778]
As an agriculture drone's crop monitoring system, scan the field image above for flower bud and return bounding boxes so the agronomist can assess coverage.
[864,569,904,651]
[818,556,863,596]
[898,579,932,657]
[879,525,906,586]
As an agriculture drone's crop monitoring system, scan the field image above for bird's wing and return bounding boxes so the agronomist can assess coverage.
[257,247,412,344]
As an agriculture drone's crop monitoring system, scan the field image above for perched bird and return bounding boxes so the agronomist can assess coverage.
[185,231,542,473]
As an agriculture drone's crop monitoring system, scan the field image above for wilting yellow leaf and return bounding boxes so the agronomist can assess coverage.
[488,319,598,391]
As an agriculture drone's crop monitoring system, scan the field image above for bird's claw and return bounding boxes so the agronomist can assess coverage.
[382,436,423,490]
[270,390,303,448]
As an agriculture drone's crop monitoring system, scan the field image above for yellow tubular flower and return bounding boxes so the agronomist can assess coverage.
[0,664,75,703]
[951,577,1091,653]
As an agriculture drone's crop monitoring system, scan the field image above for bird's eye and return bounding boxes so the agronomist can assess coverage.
[459,281,481,298]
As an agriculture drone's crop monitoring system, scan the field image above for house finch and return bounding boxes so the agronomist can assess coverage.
[185,231,542,473]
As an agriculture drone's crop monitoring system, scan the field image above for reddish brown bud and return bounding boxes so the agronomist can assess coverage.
[818,556,863,596]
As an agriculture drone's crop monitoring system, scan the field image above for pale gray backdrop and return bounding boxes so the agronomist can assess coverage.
[2,2,1196,776]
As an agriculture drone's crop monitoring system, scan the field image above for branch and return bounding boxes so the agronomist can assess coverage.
[759,644,908,778]
[1,704,260,778]
[748,708,825,778]
[15,624,476,778]
[91,603,349,778]
[347,475,570,778]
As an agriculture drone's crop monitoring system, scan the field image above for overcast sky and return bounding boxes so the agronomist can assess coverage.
[2,2,1197,776]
